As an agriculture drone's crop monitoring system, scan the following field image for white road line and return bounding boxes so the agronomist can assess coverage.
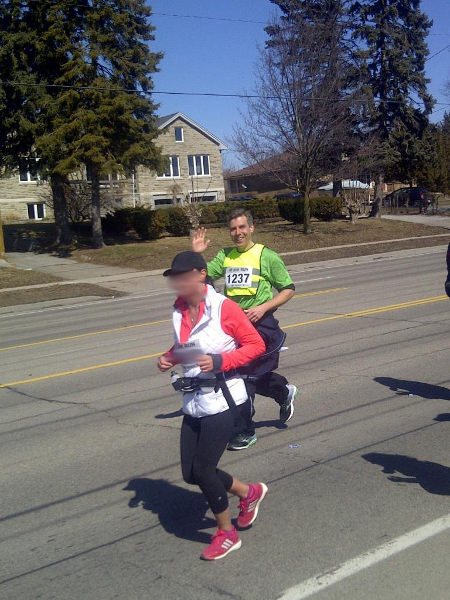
[291,277,333,284]
[277,513,450,600]
[0,290,171,319]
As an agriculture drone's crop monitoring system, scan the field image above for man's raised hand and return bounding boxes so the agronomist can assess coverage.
[192,227,211,253]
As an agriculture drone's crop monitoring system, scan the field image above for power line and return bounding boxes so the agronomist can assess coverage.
[22,1,450,35]
[2,79,450,107]
[426,42,450,61]
[152,12,266,25]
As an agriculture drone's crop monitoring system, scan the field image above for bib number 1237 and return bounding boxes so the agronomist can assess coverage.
[225,267,252,288]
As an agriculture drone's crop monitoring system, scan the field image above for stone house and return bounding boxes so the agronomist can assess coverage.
[0,112,227,221]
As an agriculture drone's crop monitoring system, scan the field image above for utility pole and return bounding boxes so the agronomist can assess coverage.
[0,210,5,258]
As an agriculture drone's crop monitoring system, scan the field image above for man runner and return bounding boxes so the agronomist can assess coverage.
[192,208,298,450]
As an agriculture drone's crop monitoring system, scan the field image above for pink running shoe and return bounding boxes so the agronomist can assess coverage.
[237,483,268,529]
[201,526,242,561]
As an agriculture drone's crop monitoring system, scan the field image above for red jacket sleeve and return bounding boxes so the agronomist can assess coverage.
[219,299,266,371]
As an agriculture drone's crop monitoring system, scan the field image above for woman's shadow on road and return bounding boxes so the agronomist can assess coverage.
[123,478,215,544]
[363,453,450,496]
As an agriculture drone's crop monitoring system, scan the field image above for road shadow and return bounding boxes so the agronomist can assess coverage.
[255,419,287,431]
[154,409,184,420]
[374,377,450,400]
[434,413,450,422]
[363,453,450,496]
[123,478,215,544]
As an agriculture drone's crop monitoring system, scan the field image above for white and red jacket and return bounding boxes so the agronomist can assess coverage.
[165,284,265,418]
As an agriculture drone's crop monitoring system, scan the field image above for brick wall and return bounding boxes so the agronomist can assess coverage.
[0,116,226,218]
[136,117,226,207]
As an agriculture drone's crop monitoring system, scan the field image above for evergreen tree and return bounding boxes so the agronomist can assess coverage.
[36,0,164,248]
[415,115,450,193]
[0,0,82,244]
[0,1,163,249]
[349,0,434,196]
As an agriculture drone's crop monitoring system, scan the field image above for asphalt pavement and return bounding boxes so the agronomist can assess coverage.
[1,245,450,600]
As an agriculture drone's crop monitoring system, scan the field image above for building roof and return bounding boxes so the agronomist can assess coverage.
[224,154,290,179]
[156,112,227,150]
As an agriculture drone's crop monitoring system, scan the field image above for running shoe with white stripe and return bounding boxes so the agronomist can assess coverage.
[237,483,268,529]
[280,384,298,423]
[201,526,242,561]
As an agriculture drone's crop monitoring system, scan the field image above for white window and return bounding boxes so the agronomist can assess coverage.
[153,195,181,207]
[19,160,40,183]
[27,203,46,220]
[158,156,180,178]
[191,194,217,203]
[174,127,184,142]
[188,155,210,177]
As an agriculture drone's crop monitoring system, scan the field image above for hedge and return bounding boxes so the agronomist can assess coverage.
[278,196,343,224]
[165,206,191,237]
[199,198,279,224]
[102,207,139,235]
[131,207,169,240]
[103,196,341,239]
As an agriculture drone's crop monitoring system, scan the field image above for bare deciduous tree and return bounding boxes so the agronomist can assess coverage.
[233,16,361,233]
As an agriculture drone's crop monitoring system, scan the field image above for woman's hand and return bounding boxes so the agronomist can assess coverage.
[192,227,211,253]
[196,354,214,373]
[245,304,267,323]
[158,355,174,372]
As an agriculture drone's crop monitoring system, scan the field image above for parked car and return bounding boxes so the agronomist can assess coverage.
[383,187,432,209]
[225,195,254,202]
[275,192,303,202]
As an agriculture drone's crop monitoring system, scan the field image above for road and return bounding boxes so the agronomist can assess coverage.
[1,246,450,600]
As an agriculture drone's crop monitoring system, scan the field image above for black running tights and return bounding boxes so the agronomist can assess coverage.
[180,411,234,514]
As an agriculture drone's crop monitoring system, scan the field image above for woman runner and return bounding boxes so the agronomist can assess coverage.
[158,251,268,560]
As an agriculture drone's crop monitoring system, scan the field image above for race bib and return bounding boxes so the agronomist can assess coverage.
[225,267,252,288]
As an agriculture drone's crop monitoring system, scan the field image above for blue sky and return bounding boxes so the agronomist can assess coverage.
[149,0,450,167]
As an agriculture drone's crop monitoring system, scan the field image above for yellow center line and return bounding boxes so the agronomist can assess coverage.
[0,287,345,352]
[0,294,448,389]
[282,295,448,329]
[0,353,162,389]
[0,318,172,352]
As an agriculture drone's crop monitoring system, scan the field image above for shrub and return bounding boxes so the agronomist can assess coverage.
[165,207,191,236]
[198,204,218,225]
[312,196,343,221]
[131,207,168,240]
[102,207,138,235]
[199,198,280,225]
[278,196,343,223]
[277,198,304,224]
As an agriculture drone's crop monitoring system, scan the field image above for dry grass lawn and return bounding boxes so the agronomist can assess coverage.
[0,282,122,307]
[72,218,450,270]
[0,267,62,289]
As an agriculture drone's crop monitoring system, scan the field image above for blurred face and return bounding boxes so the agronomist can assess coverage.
[168,269,207,300]
[229,216,254,249]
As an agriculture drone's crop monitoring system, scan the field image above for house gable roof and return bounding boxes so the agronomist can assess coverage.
[156,112,227,151]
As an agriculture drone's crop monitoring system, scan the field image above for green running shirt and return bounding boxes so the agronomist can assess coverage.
[207,246,294,310]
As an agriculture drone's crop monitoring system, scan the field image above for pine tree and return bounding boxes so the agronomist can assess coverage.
[0,0,91,245]
[0,1,163,249]
[415,115,450,194]
[36,0,164,248]
[349,0,434,197]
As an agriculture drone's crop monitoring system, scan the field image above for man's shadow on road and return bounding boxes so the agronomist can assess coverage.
[363,453,450,496]
[123,478,215,544]
[374,377,450,401]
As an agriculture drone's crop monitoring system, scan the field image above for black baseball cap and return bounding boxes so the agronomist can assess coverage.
[163,251,207,277]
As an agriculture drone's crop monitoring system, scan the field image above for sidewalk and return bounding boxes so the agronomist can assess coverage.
[383,214,450,229]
